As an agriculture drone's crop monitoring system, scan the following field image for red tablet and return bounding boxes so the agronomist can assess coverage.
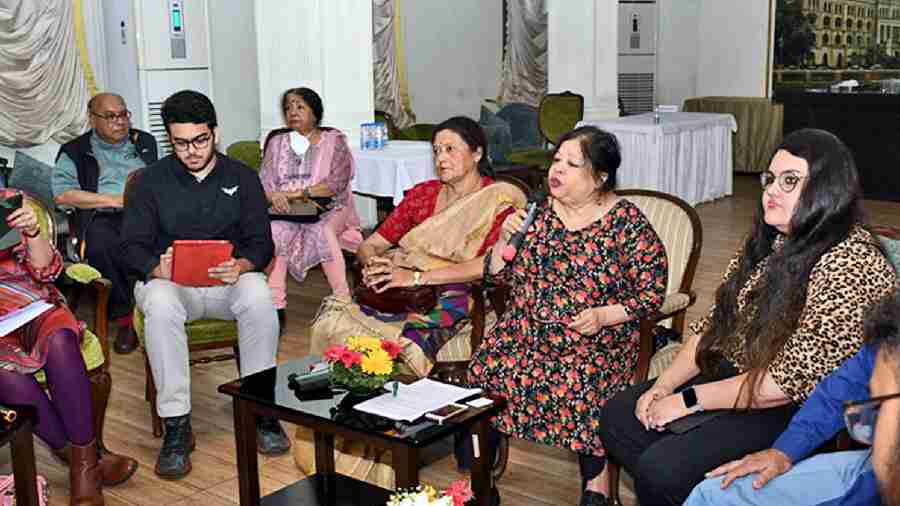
[171,240,234,287]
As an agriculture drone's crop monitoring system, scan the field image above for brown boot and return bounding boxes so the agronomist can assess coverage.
[54,445,138,487]
[97,449,138,486]
[69,440,104,506]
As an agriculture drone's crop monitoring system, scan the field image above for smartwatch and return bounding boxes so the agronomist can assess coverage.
[681,387,704,413]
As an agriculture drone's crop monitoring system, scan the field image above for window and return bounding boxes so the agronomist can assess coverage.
[824,16,831,27]
[835,17,842,29]
[836,34,842,45]
[858,35,864,46]
[859,20,863,31]
[824,33,830,44]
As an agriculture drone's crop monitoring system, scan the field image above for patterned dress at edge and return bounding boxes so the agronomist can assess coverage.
[468,198,668,457]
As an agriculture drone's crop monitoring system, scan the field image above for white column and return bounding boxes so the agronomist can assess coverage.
[547,0,619,121]
[254,1,374,144]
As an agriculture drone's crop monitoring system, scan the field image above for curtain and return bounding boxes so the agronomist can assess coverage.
[498,0,547,108]
[0,0,89,147]
[372,0,416,129]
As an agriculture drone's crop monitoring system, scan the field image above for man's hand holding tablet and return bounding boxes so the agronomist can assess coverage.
[153,240,244,286]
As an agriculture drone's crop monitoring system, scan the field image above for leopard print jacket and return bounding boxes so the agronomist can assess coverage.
[689,225,897,403]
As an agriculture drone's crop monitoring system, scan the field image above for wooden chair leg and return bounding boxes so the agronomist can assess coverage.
[234,345,241,374]
[493,434,510,481]
[144,353,162,437]
[607,459,621,506]
[87,368,111,453]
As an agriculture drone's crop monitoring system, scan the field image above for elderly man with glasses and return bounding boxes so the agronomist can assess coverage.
[53,92,159,354]
[684,291,900,506]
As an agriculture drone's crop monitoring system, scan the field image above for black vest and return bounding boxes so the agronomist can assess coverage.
[55,129,159,240]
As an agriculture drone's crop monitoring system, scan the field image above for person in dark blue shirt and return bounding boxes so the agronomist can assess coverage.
[685,290,900,506]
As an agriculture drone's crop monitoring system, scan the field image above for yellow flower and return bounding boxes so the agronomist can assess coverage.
[360,348,394,376]
[346,336,382,353]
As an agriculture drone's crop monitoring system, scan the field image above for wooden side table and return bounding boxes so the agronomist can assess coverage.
[1,406,39,506]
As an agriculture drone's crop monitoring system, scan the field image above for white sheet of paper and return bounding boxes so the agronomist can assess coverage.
[353,377,482,422]
[0,300,53,337]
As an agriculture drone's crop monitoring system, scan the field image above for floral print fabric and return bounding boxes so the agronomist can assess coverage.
[468,199,668,456]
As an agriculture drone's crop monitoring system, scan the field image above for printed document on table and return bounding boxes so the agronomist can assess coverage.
[353,378,482,422]
[0,300,53,337]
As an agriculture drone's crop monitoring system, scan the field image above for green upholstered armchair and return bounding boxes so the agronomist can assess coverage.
[507,91,585,170]
[226,141,263,172]
[25,194,116,453]
[396,123,437,142]
[123,169,243,437]
[134,309,239,437]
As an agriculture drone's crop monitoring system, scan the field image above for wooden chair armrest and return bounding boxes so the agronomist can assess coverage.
[469,282,486,351]
[89,278,112,367]
[633,302,692,385]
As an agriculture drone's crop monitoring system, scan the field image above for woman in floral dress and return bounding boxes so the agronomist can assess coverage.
[467,126,668,506]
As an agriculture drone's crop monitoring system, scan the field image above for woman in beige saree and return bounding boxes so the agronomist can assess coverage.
[298,116,526,488]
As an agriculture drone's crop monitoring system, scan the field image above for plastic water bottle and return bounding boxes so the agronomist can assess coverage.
[375,121,386,149]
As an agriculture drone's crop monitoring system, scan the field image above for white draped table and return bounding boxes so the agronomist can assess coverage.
[576,112,738,206]
[351,140,435,229]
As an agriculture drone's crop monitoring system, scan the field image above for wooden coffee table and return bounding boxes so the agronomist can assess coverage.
[219,357,505,506]
[1,405,39,506]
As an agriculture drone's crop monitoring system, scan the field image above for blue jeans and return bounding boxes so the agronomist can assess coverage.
[684,449,872,506]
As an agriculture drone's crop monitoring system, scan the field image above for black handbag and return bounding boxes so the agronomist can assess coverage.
[353,283,438,314]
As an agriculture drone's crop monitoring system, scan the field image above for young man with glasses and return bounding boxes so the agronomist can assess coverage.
[53,92,158,354]
[121,90,288,480]
[684,291,900,506]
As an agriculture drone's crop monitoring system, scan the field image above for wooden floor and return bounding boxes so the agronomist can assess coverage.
[2,174,898,506]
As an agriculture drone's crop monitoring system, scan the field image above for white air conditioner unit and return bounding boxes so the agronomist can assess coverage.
[618,1,658,115]
[103,0,213,155]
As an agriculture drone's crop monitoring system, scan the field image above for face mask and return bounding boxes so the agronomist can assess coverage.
[289,131,310,157]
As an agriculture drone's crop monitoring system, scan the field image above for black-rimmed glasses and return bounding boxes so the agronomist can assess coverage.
[760,171,806,193]
[91,110,131,122]
[171,133,212,152]
[843,392,900,444]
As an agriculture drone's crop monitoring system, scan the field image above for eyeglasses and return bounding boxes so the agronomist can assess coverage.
[171,133,212,152]
[760,171,806,193]
[843,392,900,444]
[91,110,131,123]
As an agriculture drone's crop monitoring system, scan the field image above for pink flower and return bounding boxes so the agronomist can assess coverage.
[339,350,363,368]
[380,340,403,359]
[445,480,473,506]
[323,345,345,363]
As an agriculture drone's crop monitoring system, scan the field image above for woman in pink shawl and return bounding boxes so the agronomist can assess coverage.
[259,88,363,329]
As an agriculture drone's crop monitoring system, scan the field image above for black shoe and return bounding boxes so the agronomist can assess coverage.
[579,490,610,506]
[257,417,291,455]
[277,309,286,337]
[155,414,195,479]
[113,325,138,354]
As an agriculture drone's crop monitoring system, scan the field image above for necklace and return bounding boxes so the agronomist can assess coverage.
[554,192,614,231]
[439,176,481,210]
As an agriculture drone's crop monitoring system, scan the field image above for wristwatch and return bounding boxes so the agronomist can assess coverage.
[681,387,704,413]
[413,271,422,286]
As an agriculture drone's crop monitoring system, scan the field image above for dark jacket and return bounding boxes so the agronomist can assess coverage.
[56,129,158,245]
[121,153,274,282]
